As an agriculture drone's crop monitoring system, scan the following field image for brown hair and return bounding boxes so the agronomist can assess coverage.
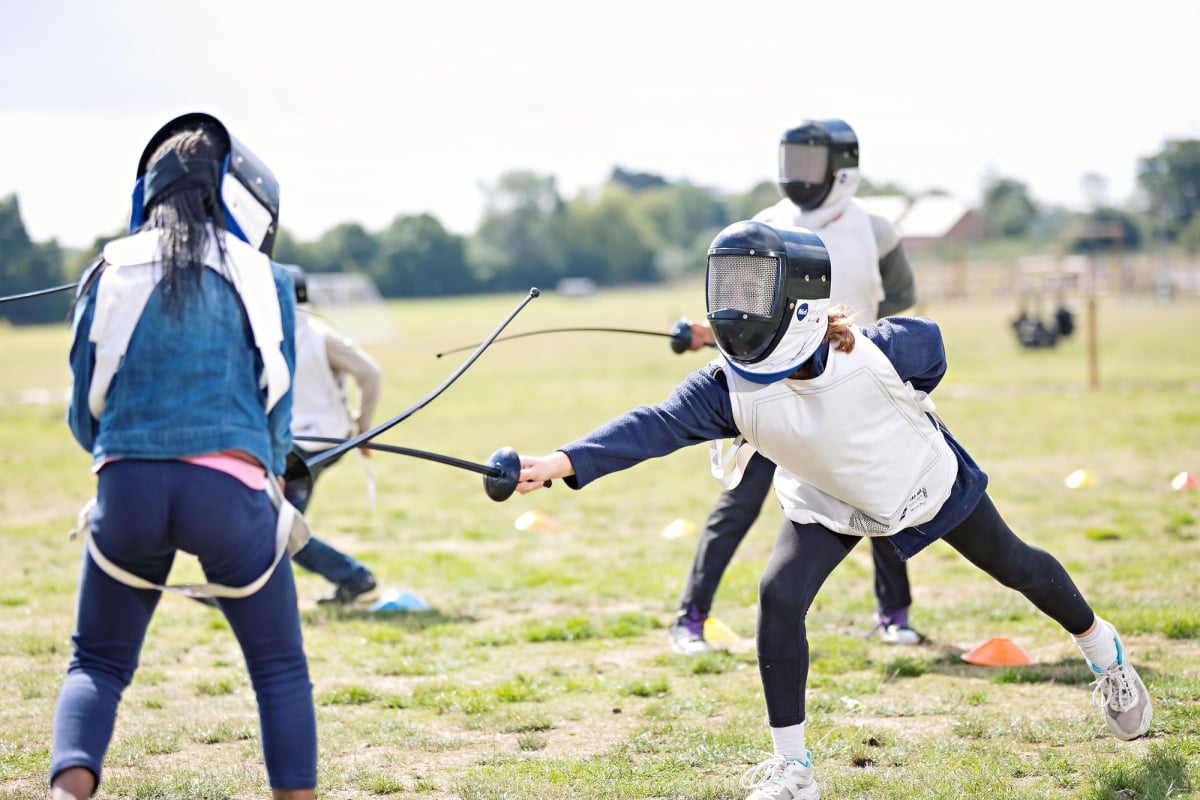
[824,305,857,353]
[787,304,856,379]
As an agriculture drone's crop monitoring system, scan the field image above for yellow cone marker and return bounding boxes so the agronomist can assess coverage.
[1171,471,1198,491]
[703,616,740,644]
[1064,468,1095,489]
[661,519,698,539]
[514,510,557,531]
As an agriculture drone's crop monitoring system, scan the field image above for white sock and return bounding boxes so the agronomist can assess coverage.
[769,723,808,763]
[1073,616,1120,670]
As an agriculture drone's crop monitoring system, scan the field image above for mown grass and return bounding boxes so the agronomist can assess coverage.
[0,274,1198,799]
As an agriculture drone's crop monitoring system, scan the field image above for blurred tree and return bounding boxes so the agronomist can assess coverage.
[552,185,657,285]
[311,222,378,274]
[621,181,727,280]
[724,180,781,222]
[373,213,474,297]
[980,176,1039,237]
[1137,139,1200,237]
[0,195,69,325]
[272,228,323,268]
[626,182,726,249]
[1181,214,1200,255]
[610,167,668,191]
[858,177,913,198]
[469,170,564,291]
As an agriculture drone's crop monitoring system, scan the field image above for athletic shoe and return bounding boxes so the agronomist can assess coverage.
[1088,636,1152,740]
[873,608,924,645]
[318,574,377,605]
[740,753,819,800]
[668,604,712,655]
[878,623,923,645]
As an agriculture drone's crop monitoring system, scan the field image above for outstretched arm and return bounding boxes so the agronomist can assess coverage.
[513,364,738,493]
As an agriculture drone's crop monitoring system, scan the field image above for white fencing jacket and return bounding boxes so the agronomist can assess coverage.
[726,328,958,536]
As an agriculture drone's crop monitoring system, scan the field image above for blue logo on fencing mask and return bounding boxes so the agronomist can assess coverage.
[796,302,810,322]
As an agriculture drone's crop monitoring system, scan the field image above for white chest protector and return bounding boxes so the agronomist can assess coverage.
[725,329,958,536]
[754,198,884,322]
[291,309,355,450]
[86,228,290,419]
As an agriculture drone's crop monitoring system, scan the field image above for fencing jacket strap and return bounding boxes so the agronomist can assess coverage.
[708,436,759,490]
[216,235,290,413]
[725,328,958,536]
[86,252,158,419]
[90,229,289,419]
[71,478,312,599]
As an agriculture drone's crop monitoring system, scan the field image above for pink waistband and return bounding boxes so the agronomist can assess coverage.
[95,454,268,490]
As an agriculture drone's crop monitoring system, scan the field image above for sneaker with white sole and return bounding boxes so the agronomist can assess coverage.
[668,604,712,656]
[1088,637,1152,740]
[874,608,924,646]
[878,623,923,645]
[740,753,819,800]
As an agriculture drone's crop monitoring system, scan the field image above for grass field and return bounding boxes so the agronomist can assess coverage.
[1,279,1198,799]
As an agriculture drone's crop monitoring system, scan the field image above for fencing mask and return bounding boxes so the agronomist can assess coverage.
[129,112,281,256]
[705,220,833,384]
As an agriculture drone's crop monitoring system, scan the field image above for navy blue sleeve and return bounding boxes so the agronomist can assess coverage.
[861,317,947,394]
[561,362,739,489]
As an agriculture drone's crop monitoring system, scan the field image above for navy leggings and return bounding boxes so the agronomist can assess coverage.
[50,460,317,790]
[679,451,911,615]
[756,492,1095,727]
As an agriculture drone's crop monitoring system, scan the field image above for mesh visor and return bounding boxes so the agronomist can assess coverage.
[706,253,781,317]
[779,143,829,184]
[706,253,785,362]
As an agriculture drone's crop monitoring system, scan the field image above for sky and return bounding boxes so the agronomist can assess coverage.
[1,0,1198,251]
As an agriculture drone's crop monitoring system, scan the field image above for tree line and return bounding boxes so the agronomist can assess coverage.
[4,139,1200,325]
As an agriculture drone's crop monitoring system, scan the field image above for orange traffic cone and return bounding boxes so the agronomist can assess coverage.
[960,636,1033,667]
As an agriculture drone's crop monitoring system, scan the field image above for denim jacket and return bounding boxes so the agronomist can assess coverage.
[67,234,296,476]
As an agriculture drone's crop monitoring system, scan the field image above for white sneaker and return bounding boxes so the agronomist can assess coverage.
[1088,637,1152,740]
[878,623,922,646]
[740,753,819,800]
[668,607,712,656]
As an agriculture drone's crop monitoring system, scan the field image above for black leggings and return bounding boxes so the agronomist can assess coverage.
[756,492,1095,727]
[679,451,911,615]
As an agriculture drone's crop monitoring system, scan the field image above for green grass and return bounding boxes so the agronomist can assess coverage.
[1,277,1198,798]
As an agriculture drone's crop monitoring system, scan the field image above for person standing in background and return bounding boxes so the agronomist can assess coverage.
[283,264,382,605]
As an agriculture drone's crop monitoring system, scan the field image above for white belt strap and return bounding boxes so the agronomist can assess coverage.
[70,479,312,600]
[708,436,758,490]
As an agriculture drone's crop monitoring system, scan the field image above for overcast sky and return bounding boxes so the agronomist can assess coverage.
[1,0,1197,251]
